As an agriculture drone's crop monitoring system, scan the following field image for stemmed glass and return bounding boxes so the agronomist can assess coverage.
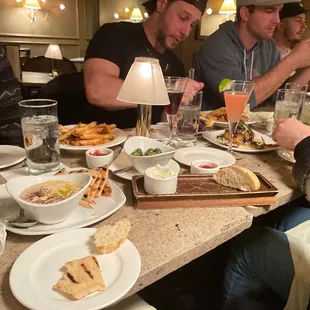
[164,77,188,145]
[223,80,254,159]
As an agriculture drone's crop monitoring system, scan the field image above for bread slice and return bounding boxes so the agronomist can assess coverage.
[54,255,106,299]
[94,219,131,254]
[214,166,260,191]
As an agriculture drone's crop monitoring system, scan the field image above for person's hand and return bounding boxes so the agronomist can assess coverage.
[287,39,310,69]
[186,79,204,91]
[273,118,310,150]
[180,79,204,105]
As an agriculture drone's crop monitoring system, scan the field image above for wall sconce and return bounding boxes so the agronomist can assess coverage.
[219,0,236,20]
[16,0,65,24]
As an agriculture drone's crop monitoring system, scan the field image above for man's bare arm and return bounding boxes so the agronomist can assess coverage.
[84,58,136,110]
[253,39,310,104]
[253,56,297,104]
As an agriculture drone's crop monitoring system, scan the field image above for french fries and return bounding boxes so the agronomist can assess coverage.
[58,122,117,146]
[200,107,249,122]
[54,165,111,209]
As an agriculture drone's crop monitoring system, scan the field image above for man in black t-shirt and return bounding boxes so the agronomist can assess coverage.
[84,0,206,129]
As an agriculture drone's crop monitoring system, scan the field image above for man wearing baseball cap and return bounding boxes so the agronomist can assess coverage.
[196,0,310,110]
[84,0,205,129]
[274,2,307,59]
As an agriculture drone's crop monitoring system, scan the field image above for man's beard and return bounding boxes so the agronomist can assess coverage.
[283,28,303,47]
[156,29,168,50]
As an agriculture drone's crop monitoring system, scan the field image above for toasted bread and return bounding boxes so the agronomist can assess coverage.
[214,166,260,191]
[54,255,106,299]
[94,219,131,254]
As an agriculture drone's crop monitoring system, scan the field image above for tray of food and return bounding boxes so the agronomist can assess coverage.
[132,166,278,209]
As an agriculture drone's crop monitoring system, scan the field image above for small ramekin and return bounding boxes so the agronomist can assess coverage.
[86,147,114,169]
[190,160,220,175]
[144,166,178,195]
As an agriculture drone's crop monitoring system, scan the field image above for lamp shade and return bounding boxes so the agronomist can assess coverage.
[45,44,63,60]
[130,7,143,21]
[117,57,170,106]
[23,0,41,9]
[219,0,236,14]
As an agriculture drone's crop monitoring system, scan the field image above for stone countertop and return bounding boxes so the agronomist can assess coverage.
[0,141,299,309]
[0,151,254,310]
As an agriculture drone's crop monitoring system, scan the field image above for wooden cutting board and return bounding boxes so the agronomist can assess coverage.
[132,173,278,210]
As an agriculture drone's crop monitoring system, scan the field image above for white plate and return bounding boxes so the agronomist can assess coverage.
[10,228,141,310]
[200,111,256,128]
[173,147,236,167]
[0,145,26,169]
[112,160,180,181]
[127,125,168,140]
[60,127,128,152]
[0,176,126,235]
[202,130,279,153]
[277,149,295,164]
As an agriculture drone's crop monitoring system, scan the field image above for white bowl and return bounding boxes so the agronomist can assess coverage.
[86,147,114,169]
[190,160,220,175]
[123,136,176,174]
[144,166,178,195]
[6,174,92,225]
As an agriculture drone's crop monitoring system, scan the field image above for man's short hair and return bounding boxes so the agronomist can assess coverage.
[236,5,256,22]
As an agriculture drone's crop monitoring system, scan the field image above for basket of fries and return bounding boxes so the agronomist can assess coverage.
[59,122,117,146]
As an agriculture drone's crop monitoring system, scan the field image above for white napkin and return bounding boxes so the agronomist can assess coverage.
[109,150,132,172]
[0,222,7,256]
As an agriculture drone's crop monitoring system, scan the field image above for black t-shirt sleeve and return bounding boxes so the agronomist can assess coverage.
[85,23,125,70]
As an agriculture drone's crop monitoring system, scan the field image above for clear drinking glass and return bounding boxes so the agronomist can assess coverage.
[164,77,188,145]
[223,80,254,159]
[176,90,202,147]
[19,99,60,175]
[274,89,304,120]
[285,82,308,92]
[299,94,310,126]
[274,89,304,161]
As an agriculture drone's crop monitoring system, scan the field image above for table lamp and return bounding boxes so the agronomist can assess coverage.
[45,44,63,77]
[117,57,169,137]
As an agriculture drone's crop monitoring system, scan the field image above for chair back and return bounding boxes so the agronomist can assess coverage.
[23,56,77,75]
[38,72,104,125]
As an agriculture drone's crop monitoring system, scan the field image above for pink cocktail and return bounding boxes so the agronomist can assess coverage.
[223,81,254,158]
[224,91,251,121]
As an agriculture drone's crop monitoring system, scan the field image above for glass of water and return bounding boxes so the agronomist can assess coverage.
[176,90,202,147]
[274,89,304,161]
[274,89,303,121]
[19,99,60,175]
[299,94,310,126]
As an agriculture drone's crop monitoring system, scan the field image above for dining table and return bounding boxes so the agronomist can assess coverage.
[0,132,301,310]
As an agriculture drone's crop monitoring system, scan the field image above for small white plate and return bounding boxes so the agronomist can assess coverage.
[200,111,256,128]
[60,127,128,152]
[111,160,180,181]
[173,147,235,167]
[127,125,168,141]
[10,228,141,310]
[202,130,279,153]
[0,145,26,169]
[0,177,126,235]
[277,149,295,164]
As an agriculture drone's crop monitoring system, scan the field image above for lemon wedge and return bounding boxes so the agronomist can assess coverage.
[219,78,233,93]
